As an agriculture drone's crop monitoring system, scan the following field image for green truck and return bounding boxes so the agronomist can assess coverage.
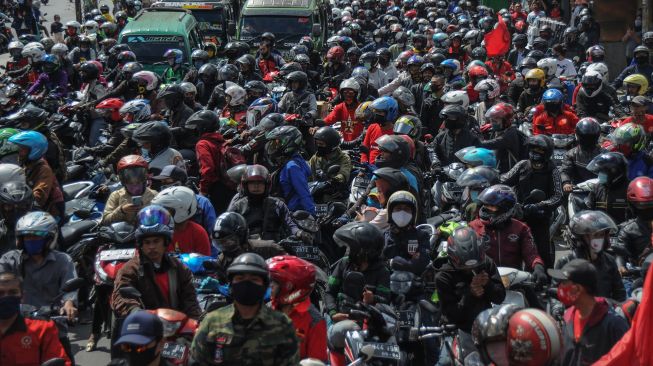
[118,8,205,75]
[236,0,329,55]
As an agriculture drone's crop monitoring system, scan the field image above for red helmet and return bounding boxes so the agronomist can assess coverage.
[507,308,563,366]
[627,176,653,209]
[241,164,270,196]
[469,65,489,80]
[89,60,104,74]
[267,255,316,307]
[95,98,125,122]
[326,46,345,63]
[515,20,528,33]
[484,102,515,129]
[117,155,148,185]
[404,9,417,18]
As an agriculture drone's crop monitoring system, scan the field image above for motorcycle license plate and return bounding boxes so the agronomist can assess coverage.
[354,176,371,189]
[553,151,565,160]
[398,310,415,327]
[287,242,321,262]
[99,249,136,261]
[315,204,329,217]
[162,342,186,361]
[366,342,401,360]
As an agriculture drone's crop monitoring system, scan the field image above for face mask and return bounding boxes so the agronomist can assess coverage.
[589,237,604,254]
[478,206,496,222]
[398,42,405,48]
[230,280,267,305]
[0,296,21,319]
[391,211,412,227]
[126,346,160,366]
[557,282,579,306]
[23,238,47,255]
[364,62,372,70]
[375,37,382,43]
[636,208,653,221]
[126,183,145,196]
[635,56,648,65]
[529,151,545,163]
[194,61,204,69]
[445,119,462,130]
[597,172,608,184]
[316,146,332,156]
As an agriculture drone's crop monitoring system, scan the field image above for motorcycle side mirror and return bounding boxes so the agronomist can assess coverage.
[41,358,66,366]
[343,271,366,300]
[418,299,439,314]
[61,278,86,293]
[326,165,341,178]
[119,286,143,299]
[526,189,546,203]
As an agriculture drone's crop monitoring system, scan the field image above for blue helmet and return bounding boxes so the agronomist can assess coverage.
[452,6,462,14]
[441,58,459,70]
[456,147,497,168]
[406,55,424,67]
[135,204,174,243]
[542,88,564,103]
[163,49,183,64]
[432,33,449,47]
[8,131,47,161]
[370,96,399,123]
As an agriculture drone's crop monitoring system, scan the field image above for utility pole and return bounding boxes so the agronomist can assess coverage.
[75,0,82,22]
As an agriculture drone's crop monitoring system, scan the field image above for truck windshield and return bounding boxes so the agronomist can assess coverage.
[193,10,224,33]
[123,35,186,63]
[241,15,311,39]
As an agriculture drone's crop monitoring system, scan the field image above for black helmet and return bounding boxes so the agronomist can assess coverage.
[185,110,219,134]
[447,226,484,269]
[190,49,209,65]
[213,211,249,253]
[157,84,184,108]
[528,134,554,156]
[471,47,487,61]
[526,49,545,61]
[333,222,384,264]
[241,164,270,196]
[372,167,410,197]
[575,117,600,148]
[0,181,33,224]
[79,61,100,82]
[227,253,269,284]
[314,126,341,155]
[198,63,218,84]
[132,121,171,151]
[587,152,628,184]
[6,105,48,130]
[376,47,391,61]
[244,80,267,98]
[519,56,537,72]
[478,184,517,226]
[440,104,467,130]
[255,113,285,134]
[346,46,362,59]
[360,51,378,66]
[393,115,422,139]
[261,32,276,46]
[286,71,308,92]
[223,41,249,60]
[375,134,409,169]
[568,210,617,253]
[218,64,239,82]
[236,54,256,71]
[265,125,303,159]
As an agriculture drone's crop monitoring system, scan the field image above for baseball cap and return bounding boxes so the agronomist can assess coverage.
[151,165,188,183]
[114,311,163,346]
[630,96,651,107]
[547,259,598,293]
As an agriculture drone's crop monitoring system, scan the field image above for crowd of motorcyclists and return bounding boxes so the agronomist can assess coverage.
[0,0,653,365]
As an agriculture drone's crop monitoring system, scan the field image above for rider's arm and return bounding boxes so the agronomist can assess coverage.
[324,259,345,316]
[287,162,316,215]
[559,149,575,185]
[534,167,563,211]
[499,160,524,187]
[101,190,128,225]
[26,73,47,95]
[275,200,300,236]
[177,264,202,319]
[519,224,545,271]
[59,254,79,306]
[196,139,219,196]
[608,256,627,302]
[30,164,54,209]
[111,261,143,317]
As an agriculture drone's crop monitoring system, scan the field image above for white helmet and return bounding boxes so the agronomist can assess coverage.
[441,90,470,109]
[587,62,609,82]
[51,43,69,57]
[0,163,26,185]
[474,78,501,100]
[339,78,360,93]
[8,41,23,52]
[151,186,198,224]
[16,211,58,250]
[21,42,45,61]
[65,20,81,31]
[536,57,558,79]
[225,85,246,107]
[84,20,99,34]
[119,99,152,123]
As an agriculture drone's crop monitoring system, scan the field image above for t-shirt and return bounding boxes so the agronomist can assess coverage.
[556,58,577,78]
[154,271,171,304]
[361,123,394,164]
[168,220,211,256]
[50,21,63,34]
[573,308,590,342]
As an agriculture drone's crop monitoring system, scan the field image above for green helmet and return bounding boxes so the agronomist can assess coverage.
[0,128,20,163]
[611,123,647,156]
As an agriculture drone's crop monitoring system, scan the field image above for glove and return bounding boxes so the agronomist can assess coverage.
[523,204,540,217]
[533,264,548,286]
[294,229,314,245]
[199,277,222,292]
[335,215,351,227]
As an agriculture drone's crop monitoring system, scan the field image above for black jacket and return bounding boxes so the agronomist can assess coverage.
[501,160,563,214]
[383,227,430,276]
[555,251,626,302]
[575,88,619,121]
[586,182,629,224]
[614,217,652,265]
[431,127,481,167]
[478,126,525,174]
[325,258,391,316]
[560,146,605,185]
[435,258,505,332]
[517,88,543,114]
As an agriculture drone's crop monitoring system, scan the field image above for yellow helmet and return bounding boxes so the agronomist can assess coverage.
[355,100,373,122]
[524,68,546,87]
[624,73,649,96]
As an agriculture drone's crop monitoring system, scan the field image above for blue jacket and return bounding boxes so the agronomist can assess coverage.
[280,154,316,215]
[628,151,653,180]
[193,194,218,256]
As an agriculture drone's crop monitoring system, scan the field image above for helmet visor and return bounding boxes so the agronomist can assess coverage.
[393,121,414,135]
[119,166,147,184]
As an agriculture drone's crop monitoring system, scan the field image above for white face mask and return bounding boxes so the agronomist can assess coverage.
[392,211,412,227]
[590,238,604,254]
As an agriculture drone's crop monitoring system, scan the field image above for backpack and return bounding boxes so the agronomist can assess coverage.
[219,144,246,190]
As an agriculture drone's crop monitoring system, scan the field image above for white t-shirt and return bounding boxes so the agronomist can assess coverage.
[556,58,577,78]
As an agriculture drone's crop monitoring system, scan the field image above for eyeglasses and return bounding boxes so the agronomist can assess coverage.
[120,344,152,353]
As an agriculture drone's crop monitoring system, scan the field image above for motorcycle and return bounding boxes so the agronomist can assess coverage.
[348,161,375,207]
[431,163,466,215]
[551,134,575,167]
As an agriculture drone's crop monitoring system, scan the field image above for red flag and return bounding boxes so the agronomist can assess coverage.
[483,15,511,57]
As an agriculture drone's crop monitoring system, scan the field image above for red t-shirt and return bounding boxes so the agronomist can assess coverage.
[0,317,71,366]
[361,123,394,164]
[615,115,653,135]
[324,101,363,141]
[573,308,590,342]
[168,220,211,256]
[154,271,171,305]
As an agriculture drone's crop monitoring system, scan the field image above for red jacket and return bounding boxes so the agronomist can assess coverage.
[196,132,225,195]
[465,83,480,103]
[0,316,71,366]
[288,298,328,361]
[485,60,515,92]
[532,104,579,135]
[324,101,362,141]
[469,218,544,270]
[361,123,394,164]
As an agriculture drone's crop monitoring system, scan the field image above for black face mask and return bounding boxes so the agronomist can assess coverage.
[0,296,20,319]
[577,135,598,149]
[126,345,160,366]
[635,56,648,65]
[316,146,332,157]
[478,206,496,222]
[231,280,267,305]
[372,113,386,124]
[544,103,560,115]
[445,119,463,130]
[636,208,653,221]
[529,151,547,168]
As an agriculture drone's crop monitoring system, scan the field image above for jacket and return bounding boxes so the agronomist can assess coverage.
[560,145,604,185]
[532,104,579,135]
[560,298,629,366]
[0,315,71,366]
[627,151,653,180]
[288,298,328,361]
[278,154,316,215]
[383,227,430,275]
[478,126,525,173]
[111,252,201,319]
[555,251,626,302]
[24,158,64,219]
[435,257,506,332]
[586,181,629,224]
[615,217,652,265]
[227,196,299,241]
[517,88,544,113]
[196,132,225,196]
[86,121,128,158]
[27,70,68,97]
[575,88,620,121]
[323,102,363,141]
[469,218,544,271]
[309,148,352,186]
[431,127,482,167]
[612,63,653,90]
[501,160,563,214]
[101,187,157,225]
[325,257,391,316]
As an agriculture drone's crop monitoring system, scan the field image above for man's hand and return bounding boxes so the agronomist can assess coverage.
[533,264,548,286]
[121,203,141,213]
[362,289,374,304]
[563,183,573,193]
[472,271,489,287]
[470,283,485,297]
[61,300,77,322]
[618,266,629,277]
[331,313,349,322]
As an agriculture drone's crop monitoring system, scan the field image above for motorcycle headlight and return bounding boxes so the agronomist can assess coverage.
[160,318,182,338]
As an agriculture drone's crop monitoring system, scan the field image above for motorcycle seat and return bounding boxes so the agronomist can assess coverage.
[61,219,98,248]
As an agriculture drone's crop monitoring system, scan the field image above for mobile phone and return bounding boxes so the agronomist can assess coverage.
[131,196,143,206]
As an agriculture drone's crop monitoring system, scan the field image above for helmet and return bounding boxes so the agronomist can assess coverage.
[235,54,256,72]
[222,41,249,60]
[8,41,23,58]
[151,186,198,224]
[294,53,310,67]
[95,98,125,123]
[213,212,249,253]
[369,96,399,123]
[241,164,270,196]
[587,152,628,184]
[581,70,604,98]
[351,66,369,84]
[575,117,600,148]
[185,110,219,134]
[65,20,81,31]
[542,88,563,103]
[456,147,496,168]
[528,134,554,156]
[40,54,60,73]
[628,177,653,210]
[121,62,143,79]
[278,62,302,78]
[100,22,117,37]
[163,49,183,65]
[393,115,422,139]
[0,179,32,223]
[0,164,25,185]
[79,61,100,82]
[447,226,484,269]
[135,205,174,243]
[286,71,308,92]
[474,79,500,101]
[50,43,68,58]
[484,103,514,130]
[373,167,409,196]
[471,46,487,61]
[100,4,110,12]
[117,50,137,64]
[40,37,54,53]
[119,99,151,123]
[8,131,47,161]
[441,59,460,75]
[355,101,373,124]
[506,308,563,366]
[261,32,276,46]
[327,46,345,63]
[246,98,278,127]
[5,104,48,130]
[115,11,128,22]
[456,166,499,189]
[432,33,450,48]
[525,68,546,88]
[191,49,209,67]
[472,304,523,365]
[587,62,609,81]
[314,127,341,155]
[227,253,270,284]
[0,129,20,163]
[132,121,172,151]
[225,85,246,106]
[441,90,469,109]
[360,51,378,67]
[339,78,360,93]
[84,20,98,34]
[132,71,159,93]
[157,84,184,108]
[265,125,303,159]
[468,65,489,82]
[267,255,316,306]
[569,210,617,247]
[244,80,268,98]
[392,86,415,108]
[440,104,467,129]
[624,74,649,96]
[255,113,285,134]
[333,222,384,264]
[375,135,409,169]
[478,184,516,226]
[536,57,557,78]
[117,154,148,186]
[386,190,418,226]
[198,63,218,84]
[610,123,648,156]
[16,211,58,252]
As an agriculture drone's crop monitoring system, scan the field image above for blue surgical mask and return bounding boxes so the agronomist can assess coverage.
[23,238,47,255]
[140,147,151,161]
[598,172,608,184]
[470,190,479,202]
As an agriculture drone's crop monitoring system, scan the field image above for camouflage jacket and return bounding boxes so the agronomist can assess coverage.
[191,303,299,366]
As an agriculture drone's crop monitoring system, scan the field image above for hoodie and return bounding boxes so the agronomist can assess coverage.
[196,132,226,195]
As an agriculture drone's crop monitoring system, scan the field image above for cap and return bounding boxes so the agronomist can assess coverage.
[151,165,188,183]
[630,95,651,106]
[547,259,598,293]
[114,311,163,346]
